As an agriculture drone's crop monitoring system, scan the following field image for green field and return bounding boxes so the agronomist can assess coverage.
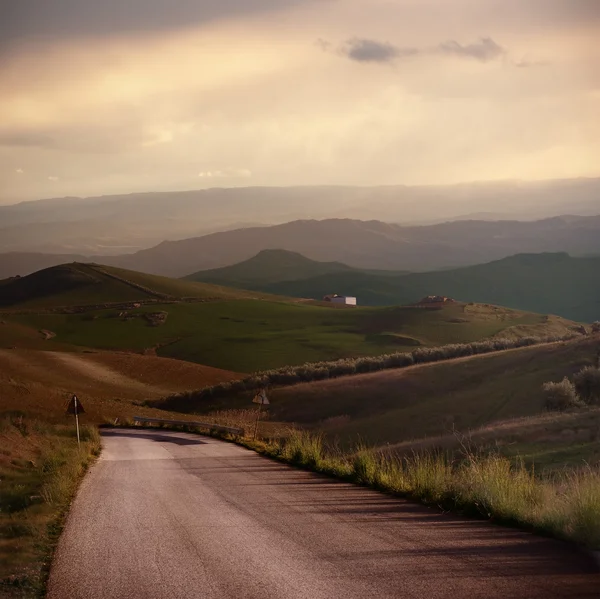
[3,299,574,372]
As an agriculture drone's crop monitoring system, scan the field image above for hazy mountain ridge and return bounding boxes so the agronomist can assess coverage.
[105,215,600,277]
[1,214,600,280]
[1,178,598,254]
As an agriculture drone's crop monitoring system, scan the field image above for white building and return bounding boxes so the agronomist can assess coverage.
[323,294,357,306]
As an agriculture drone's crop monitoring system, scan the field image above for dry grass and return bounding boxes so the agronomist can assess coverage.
[0,347,244,597]
[239,430,600,549]
[0,414,101,596]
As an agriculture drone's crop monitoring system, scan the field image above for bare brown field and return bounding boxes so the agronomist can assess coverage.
[0,348,244,424]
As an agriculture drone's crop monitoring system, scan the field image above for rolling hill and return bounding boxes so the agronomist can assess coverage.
[155,336,600,470]
[191,251,600,323]
[0,263,582,373]
[1,214,600,279]
[0,262,274,309]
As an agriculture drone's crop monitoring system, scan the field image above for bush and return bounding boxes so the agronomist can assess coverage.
[542,378,582,411]
[573,366,600,406]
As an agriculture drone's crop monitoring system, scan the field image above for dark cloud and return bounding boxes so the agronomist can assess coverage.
[438,37,505,62]
[341,38,418,63]
[0,0,307,53]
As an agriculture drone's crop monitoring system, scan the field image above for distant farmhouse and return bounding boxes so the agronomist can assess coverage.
[323,294,357,306]
[416,295,455,306]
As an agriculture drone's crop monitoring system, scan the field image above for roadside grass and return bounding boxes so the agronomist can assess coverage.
[4,301,579,372]
[123,419,600,550]
[234,429,600,550]
[0,413,101,597]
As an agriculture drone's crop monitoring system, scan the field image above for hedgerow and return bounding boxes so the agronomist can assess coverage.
[154,333,578,411]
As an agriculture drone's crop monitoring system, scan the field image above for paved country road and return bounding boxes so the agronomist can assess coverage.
[48,429,598,599]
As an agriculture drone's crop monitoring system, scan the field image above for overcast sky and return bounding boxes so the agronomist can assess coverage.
[1,0,599,204]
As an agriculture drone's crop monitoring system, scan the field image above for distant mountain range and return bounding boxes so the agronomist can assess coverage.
[1,177,599,255]
[1,215,600,280]
[188,250,600,322]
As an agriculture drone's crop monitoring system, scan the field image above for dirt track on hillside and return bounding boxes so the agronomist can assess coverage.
[0,349,242,422]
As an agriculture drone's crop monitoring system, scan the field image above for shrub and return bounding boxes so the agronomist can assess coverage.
[542,378,582,411]
[573,366,600,406]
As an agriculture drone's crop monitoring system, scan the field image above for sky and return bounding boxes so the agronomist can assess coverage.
[1,0,599,204]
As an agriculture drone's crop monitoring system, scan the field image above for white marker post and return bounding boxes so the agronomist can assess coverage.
[252,389,269,440]
[66,394,85,448]
[74,396,80,448]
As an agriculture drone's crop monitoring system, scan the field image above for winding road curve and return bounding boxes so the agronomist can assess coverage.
[48,429,598,599]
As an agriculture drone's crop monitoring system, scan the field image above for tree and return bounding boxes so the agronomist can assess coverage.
[573,366,600,405]
[542,378,581,411]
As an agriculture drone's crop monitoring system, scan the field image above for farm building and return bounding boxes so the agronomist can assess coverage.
[323,294,357,306]
[417,295,455,306]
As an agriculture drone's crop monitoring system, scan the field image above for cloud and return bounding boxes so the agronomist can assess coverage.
[15,168,24,174]
[340,38,418,63]
[198,168,252,178]
[333,36,506,65]
[0,0,309,53]
[47,176,59,181]
[438,37,505,62]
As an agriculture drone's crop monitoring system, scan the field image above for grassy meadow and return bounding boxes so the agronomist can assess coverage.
[3,299,578,373]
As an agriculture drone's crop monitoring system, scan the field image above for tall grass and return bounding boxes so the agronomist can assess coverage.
[0,415,101,596]
[243,430,600,549]
[156,334,578,411]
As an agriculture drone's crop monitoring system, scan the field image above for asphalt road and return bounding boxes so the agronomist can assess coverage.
[47,429,598,599]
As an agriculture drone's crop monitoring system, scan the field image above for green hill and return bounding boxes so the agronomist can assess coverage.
[220,252,599,322]
[0,262,584,373]
[0,262,273,309]
[185,249,358,288]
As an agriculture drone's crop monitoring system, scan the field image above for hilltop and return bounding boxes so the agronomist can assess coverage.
[201,251,600,322]
[185,249,358,288]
